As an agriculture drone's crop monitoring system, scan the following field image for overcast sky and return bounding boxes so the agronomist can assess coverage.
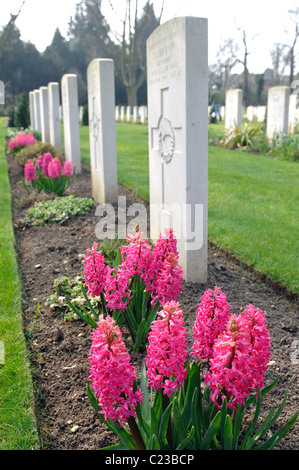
[1,0,298,74]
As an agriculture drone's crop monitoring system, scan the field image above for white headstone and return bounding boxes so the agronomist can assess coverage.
[126,105,131,122]
[33,90,41,132]
[79,106,84,124]
[288,93,299,134]
[39,86,50,143]
[220,106,225,120]
[48,82,62,151]
[87,58,118,204]
[147,16,208,283]
[256,105,266,122]
[225,89,243,129]
[133,105,138,123]
[29,91,35,129]
[61,74,81,174]
[120,106,125,122]
[115,106,120,121]
[266,86,290,141]
[140,105,146,124]
[246,105,254,122]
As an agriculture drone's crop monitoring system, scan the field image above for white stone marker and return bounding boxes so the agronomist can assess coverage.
[288,93,299,134]
[256,105,266,122]
[147,17,208,283]
[61,74,81,174]
[115,106,120,121]
[120,106,125,122]
[33,90,41,132]
[87,58,118,204]
[29,91,35,129]
[133,105,138,122]
[225,89,243,129]
[126,105,131,122]
[48,82,62,151]
[266,86,290,141]
[39,86,50,143]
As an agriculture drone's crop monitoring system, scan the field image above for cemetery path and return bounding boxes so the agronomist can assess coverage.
[8,155,299,451]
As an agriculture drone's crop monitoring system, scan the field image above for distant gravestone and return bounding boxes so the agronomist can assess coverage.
[40,86,50,143]
[115,106,120,121]
[120,106,125,122]
[126,105,131,122]
[61,74,81,174]
[288,93,299,134]
[33,90,41,132]
[87,58,118,203]
[256,105,266,122]
[0,81,4,104]
[48,82,62,151]
[225,89,243,129]
[266,86,290,140]
[147,17,208,283]
[133,105,138,122]
[29,91,35,129]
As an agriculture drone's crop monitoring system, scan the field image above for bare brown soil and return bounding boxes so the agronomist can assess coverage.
[7,154,299,451]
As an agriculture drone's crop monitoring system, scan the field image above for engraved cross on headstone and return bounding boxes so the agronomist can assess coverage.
[151,87,182,206]
[90,96,101,171]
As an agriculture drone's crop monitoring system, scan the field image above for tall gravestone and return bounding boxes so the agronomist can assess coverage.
[33,90,41,132]
[61,74,81,174]
[266,86,290,140]
[40,86,50,143]
[48,82,62,151]
[87,59,118,204]
[147,17,208,283]
[29,91,35,129]
[225,89,243,129]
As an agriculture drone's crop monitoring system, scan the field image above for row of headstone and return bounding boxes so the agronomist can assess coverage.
[224,86,299,138]
[246,105,267,123]
[29,75,82,174]
[28,17,209,284]
[115,105,148,124]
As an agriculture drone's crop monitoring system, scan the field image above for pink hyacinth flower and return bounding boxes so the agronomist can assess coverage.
[36,154,44,168]
[191,286,231,362]
[41,152,53,176]
[146,301,188,397]
[24,159,36,181]
[150,252,183,306]
[89,315,143,426]
[62,160,73,177]
[83,243,108,297]
[204,306,271,409]
[47,157,62,178]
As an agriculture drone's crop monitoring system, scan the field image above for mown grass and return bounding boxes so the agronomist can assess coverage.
[0,118,39,449]
[78,121,299,294]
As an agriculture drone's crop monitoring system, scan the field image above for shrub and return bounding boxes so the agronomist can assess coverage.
[20,194,94,226]
[15,141,62,166]
[220,123,265,150]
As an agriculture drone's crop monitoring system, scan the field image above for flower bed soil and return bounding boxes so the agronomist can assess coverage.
[7,154,299,451]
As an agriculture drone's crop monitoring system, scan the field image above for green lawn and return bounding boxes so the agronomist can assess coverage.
[0,118,39,449]
[78,121,299,294]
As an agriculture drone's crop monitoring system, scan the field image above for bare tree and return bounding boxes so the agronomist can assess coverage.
[107,0,164,106]
[284,7,299,86]
[0,0,27,58]
[270,43,289,85]
[214,38,239,90]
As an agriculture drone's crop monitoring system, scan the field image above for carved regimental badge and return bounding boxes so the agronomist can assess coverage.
[158,116,175,164]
